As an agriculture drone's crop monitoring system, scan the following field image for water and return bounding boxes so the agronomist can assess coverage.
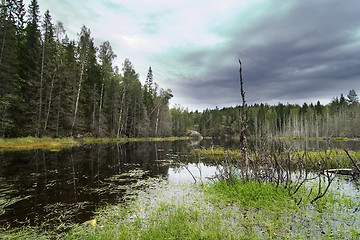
[0,138,359,230]
[0,140,212,229]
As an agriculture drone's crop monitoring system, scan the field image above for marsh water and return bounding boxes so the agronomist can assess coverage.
[0,139,359,230]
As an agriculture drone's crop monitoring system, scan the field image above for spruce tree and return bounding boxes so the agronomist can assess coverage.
[16,0,41,136]
[0,0,19,136]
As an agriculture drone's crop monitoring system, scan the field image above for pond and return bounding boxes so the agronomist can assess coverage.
[0,138,359,230]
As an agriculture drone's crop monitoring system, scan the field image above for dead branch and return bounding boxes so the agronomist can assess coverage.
[238,58,249,179]
[310,171,335,204]
[344,149,360,174]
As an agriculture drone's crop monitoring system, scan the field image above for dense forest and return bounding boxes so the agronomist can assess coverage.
[171,91,360,138]
[1,0,359,139]
[0,0,173,138]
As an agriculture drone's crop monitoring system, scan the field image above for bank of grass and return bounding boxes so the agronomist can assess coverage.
[80,136,188,144]
[192,147,241,157]
[2,177,359,239]
[62,177,359,240]
[278,136,360,141]
[192,147,360,169]
[0,137,78,151]
[297,149,360,168]
[0,136,189,151]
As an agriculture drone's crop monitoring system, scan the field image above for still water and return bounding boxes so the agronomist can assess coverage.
[0,139,359,229]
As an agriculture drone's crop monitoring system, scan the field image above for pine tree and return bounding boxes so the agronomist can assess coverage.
[143,66,155,133]
[98,41,116,136]
[0,0,19,136]
[15,0,41,136]
[347,89,359,105]
[41,10,58,134]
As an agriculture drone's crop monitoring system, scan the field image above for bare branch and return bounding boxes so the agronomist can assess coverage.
[344,149,360,174]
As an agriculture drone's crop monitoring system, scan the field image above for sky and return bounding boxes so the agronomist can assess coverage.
[24,0,360,111]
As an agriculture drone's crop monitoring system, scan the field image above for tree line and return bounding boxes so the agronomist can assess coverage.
[170,90,360,139]
[0,0,172,138]
[1,1,358,139]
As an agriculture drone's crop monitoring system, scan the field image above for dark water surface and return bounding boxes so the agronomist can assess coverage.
[0,138,359,230]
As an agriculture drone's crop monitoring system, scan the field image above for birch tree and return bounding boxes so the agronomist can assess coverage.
[71,25,91,136]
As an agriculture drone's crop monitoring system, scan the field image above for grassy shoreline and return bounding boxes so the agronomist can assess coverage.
[1,177,359,239]
[192,147,360,170]
[278,136,360,141]
[64,178,360,239]
[0,136,189,151]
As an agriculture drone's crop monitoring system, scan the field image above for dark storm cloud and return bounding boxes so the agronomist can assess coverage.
[160,0,360,109]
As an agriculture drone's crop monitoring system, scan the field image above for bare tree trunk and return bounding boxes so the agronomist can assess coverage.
[155,106,160,137]
[55,82,62,137]
[98,77,105,136]
[71,63,85,136]
[124,105,129,135]
[55,58,64,137]
[116,86,126,138]
[38,41,46,136]
[239,59,249,179]
[43,74,55,131]
[132,102,137,137]
[0,22,6,64]
[92,84,96,133]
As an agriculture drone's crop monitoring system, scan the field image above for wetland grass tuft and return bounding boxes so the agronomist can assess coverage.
[205,178,296,211]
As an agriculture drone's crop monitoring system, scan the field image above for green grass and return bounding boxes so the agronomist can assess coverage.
[2,177,360,239]
[206,178,296,210]
[192,147,241,157]
[296,149,360,168]
[0,226,56,240]
[278,136,360,141]
[63,177,360,240]
[0,137,79,151]
[278,136,325,141]
[0,136,189,151]
[80,136,188,144]
[192,147,360,169]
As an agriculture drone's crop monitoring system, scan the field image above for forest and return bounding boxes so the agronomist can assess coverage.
[1,0,359,139]
[0,0,173,138]
[171,91,360,139]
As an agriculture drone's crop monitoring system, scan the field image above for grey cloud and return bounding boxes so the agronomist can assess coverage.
[158,0,360,110]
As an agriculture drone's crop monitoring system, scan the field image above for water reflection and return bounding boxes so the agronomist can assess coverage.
[0,141,192,229]
[168,163,218,184]
[0,138,359,230]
